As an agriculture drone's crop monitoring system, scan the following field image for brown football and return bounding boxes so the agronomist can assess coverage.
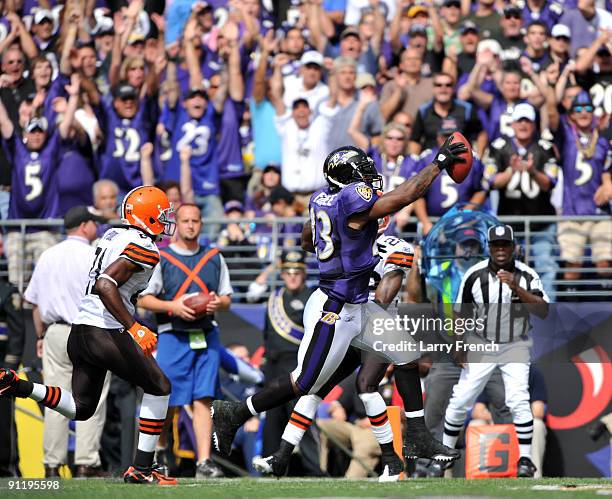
[183,292,211,318]
[446,132,473,184]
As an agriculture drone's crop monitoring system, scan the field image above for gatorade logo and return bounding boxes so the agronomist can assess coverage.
[466,424,518,478]
[479,432,510,473]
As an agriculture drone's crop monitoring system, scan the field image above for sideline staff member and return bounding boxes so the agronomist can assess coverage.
[139,203,232,479]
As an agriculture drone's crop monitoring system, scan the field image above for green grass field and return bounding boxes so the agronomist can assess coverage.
[2,477,611,498]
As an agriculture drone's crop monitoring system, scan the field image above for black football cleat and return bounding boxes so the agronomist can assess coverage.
[211,400,248,457]
[253,439,294,477]
[0,368,20,397]
[123,466,177,485]
[195,459,224,479]
[378,451,404,482]
[517,456,537,477]
[404,420,461,463]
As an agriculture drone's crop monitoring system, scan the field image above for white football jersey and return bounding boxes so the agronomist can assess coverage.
[368,235,414,302]
[74,227,160,330]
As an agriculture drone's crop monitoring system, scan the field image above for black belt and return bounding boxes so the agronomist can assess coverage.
[49,320,70,326]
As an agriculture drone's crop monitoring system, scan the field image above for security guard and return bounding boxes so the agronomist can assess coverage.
[138,203,232,479]
[258,250,320,474]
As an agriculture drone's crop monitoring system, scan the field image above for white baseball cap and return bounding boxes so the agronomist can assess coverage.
[34,9,53,25]
[551,24,571,39]
[476,39,502,56]
[300,50,324,67]
[512,103,536,122]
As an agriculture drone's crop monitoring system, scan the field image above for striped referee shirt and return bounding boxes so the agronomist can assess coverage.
[456,259,549,343]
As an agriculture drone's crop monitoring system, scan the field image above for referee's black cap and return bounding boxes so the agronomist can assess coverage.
[281,250,307,272]
[488,224,514,243]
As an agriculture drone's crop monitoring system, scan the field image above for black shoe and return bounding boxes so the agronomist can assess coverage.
[404,422,461,463]
[195,459,224,479]
[252,439,293,477]
[74,465,110,478]
[378,452,404,482]
[517,456,536,477]
[211,400,248,457]
[44,466,60,478]
[0,369,19,397]
[252,453,290,477]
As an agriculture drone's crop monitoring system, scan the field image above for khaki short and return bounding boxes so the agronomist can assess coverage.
[557,220,612,263]
[6,230,59,287]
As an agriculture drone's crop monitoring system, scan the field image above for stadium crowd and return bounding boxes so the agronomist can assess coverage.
[0,0,610,481]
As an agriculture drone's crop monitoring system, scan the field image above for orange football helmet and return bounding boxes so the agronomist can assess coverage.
[121,186,175,237]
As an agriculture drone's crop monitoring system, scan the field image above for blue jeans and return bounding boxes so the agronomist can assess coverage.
[523,223,557,301]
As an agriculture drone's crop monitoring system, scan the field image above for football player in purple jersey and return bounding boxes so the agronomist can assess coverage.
[547,90,612,289]
[211,139,469,481]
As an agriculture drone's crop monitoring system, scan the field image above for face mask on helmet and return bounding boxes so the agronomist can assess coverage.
[324,146,382,190]
[158,205,176,237]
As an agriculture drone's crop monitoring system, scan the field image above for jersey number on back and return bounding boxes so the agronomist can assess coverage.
[311,209,334,260]
[86,247,107,294]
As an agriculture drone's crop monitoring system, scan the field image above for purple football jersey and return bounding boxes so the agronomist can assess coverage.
[414,148,486,216]
[160,101,221,196]
[217,99,245,179]
[96,97,151,192]
[369,147,419,191]
[557,116,611,216]
[4,131,61,219]
[309,182,379,303]
[57,141,96,216]
[520,1,563,31]
[486,96,528,142]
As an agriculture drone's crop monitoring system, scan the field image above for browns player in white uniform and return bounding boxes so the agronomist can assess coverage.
[0,186,178,485]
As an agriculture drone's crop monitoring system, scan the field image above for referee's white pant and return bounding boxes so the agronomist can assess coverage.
[443,361,533,458]
[42,323,111,468]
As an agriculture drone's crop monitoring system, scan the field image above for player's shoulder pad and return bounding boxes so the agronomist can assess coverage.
[341,181,377,215]
[538,138,553,150]
[418,148,433,161]
[491,137,507,150]
[120,229,160,268]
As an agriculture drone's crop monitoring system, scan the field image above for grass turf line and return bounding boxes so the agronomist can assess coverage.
[2,477,611,498]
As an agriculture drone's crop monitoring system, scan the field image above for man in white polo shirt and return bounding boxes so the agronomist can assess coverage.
[24,206,109,478]
[282,50,330,112]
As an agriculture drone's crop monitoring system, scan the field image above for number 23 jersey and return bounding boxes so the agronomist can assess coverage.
[74,227,160,330]
[309,182,379,304]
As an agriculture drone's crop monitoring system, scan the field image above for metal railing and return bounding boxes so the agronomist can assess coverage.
[2,215,610,301]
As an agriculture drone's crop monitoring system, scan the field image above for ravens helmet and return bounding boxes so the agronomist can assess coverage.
[323,146,382,191]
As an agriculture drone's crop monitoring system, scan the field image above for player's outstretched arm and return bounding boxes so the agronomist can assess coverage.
[368,137,467,222]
